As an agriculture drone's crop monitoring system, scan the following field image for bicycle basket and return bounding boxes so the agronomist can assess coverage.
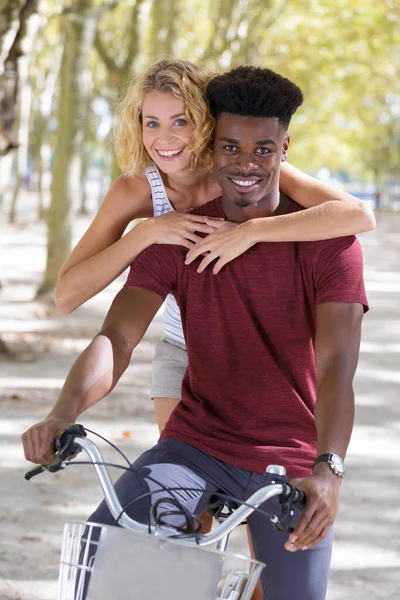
[59,522,264,600]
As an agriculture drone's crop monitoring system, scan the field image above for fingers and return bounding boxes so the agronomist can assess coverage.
[285,499,334,551]
[184,226,243,272]
[184,232,203,244]
[22,424,56,465]
[197,253,218,273]
[22,430,33,462]
[184,214,224,227]
[180,240,197,251]
[298,518,328,550]
[189,223,218,235]
[185,240,210,265]
[39,434,56,465]
[205,217,227,230]
[287,519,331,552]
[285,503,318,552]
[297,499,335,549]
[212,257,229,275]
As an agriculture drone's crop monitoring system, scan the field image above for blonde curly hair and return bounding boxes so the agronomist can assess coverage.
[115,60,215,177]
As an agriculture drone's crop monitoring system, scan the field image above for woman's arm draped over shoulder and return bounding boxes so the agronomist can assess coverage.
[185,162,376,275]
[54,175,154,314]
[274,162,376,239]
[55,175,225,313]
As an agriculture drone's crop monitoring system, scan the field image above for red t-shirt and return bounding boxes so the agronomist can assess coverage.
[126,198,368,477]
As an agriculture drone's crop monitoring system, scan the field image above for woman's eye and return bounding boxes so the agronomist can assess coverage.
[175,118,187,127]
[224,145,237,152]
[146,121,158,128]
[256,147,269,155]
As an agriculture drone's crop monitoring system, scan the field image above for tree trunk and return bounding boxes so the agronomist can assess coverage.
[37,1,92,297]
[8,45,33,223]
[0,0,38,200]
[36,141,45,219]
[0,151,14,209]
[0,0,38,147]
[73,8,98,214]
[148,0,177,62]
[9,171,23,223]
[79,141,90,215]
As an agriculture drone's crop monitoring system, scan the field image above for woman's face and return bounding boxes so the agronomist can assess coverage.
[141,90,194,174]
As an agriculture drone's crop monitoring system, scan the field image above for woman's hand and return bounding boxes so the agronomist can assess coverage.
[147,212,225,250]
[185,220,257,274]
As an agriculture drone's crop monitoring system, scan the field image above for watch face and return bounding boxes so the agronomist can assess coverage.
[330,454,345,474]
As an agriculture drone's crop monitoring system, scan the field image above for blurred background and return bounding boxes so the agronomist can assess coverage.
[1,0,399,300]
[1,1,400,599]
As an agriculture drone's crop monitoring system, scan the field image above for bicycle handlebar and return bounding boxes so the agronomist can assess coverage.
[24,426,306,545]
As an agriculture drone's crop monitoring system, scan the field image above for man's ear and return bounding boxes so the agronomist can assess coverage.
[281,134,290,162]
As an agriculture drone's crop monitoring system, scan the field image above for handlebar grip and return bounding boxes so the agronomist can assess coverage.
[280,483,307,510]
[54,423,86,454]
[24,465,45,481]
[291,487,306,510]
[24,424,87,482]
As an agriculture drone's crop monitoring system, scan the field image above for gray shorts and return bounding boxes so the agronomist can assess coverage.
[151,337,187,399]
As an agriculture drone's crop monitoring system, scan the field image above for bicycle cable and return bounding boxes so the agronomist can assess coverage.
[73,428,197,533]
[58,424,296,539]
[65,458,285,541]
[83,427,131,467]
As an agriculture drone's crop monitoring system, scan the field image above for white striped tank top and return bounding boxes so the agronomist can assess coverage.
[144,164,186,348]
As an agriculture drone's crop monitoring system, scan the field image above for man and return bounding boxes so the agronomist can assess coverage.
[22,67,368,599]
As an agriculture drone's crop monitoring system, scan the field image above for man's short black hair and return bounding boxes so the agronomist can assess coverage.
[206,66,303,128]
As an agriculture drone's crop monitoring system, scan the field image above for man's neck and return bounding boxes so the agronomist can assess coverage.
[220,188,289,223]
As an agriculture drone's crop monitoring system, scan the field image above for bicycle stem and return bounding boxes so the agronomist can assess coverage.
[75,437,286,547]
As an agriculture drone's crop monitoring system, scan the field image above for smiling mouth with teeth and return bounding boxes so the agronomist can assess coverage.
[230,178,259,188]
[156,148,184,158]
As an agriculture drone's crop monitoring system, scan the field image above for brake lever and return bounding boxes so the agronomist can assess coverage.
[270,483,306,534]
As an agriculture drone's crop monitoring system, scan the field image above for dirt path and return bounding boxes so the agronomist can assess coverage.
[1,207,399,599]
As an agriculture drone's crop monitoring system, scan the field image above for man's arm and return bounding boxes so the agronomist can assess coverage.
[285,301,364,552]
[22,287,163,465]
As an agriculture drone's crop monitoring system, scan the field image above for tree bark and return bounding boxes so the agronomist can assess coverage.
[37,1,93,297]
[0,0,38,201]
[1,0,38,140]
[8,41,33,223]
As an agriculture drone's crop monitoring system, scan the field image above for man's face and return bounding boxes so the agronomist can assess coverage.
[213,113,290,210]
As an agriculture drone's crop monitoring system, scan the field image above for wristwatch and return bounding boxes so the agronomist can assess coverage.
[312,453,345,478]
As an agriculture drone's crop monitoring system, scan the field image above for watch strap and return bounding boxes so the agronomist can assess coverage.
[312,453,345,478]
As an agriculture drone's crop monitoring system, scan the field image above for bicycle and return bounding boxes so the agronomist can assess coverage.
[25,424,306,600]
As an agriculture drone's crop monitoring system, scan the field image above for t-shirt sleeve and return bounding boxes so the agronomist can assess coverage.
[313,236,369,312]
[125,245,177,300]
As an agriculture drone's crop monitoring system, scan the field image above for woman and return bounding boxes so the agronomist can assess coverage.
[55,59,374,599]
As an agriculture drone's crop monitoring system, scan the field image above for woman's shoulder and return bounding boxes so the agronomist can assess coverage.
[112,172,151,195]
[103,173,154,219]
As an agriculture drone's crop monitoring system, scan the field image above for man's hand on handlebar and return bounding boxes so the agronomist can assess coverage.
[22,415,72,465]
[284,464,341,552]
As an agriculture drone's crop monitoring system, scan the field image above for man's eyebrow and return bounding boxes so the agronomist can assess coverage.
[219,137,239,144]
[218,137,277,145]
[143,113,186,120]
[255,139,276,145]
